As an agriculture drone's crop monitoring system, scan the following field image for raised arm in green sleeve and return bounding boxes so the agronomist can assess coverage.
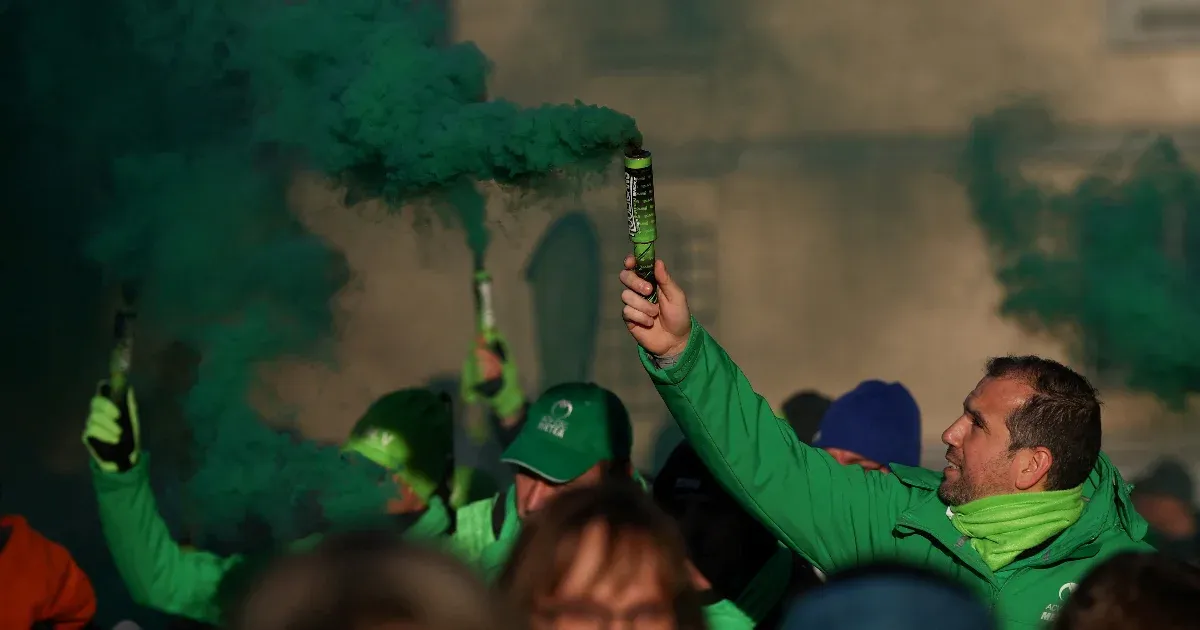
[91,455,240,625]
[640,321,920,573]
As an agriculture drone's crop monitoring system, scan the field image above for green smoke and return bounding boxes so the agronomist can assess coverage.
[961,100,1200,407]
[6,0,638,543]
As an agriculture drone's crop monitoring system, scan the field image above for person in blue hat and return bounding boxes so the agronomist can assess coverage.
[812,380,922,473]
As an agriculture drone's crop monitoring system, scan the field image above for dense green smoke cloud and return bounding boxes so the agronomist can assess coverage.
[961,100,1200,407]
[5,0,638,543]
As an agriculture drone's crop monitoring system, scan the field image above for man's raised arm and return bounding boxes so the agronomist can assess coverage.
[619,256,919,572]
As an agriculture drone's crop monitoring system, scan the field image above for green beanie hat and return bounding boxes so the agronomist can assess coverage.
[341,388,453,502]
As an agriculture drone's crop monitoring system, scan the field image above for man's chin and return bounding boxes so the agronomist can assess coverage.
[937,481,967,507]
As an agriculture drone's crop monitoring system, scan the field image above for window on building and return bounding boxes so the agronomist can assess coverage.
[1108,0,1200,48]
[577,0,732,75]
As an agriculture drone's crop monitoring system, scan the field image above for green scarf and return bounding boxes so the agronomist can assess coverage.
[949,485,1084,572]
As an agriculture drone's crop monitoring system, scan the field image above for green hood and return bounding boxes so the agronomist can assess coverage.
[1047,452,1148,555]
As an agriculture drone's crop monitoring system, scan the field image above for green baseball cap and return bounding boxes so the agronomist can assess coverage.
[341,388,453,501]
[501,382,632,483]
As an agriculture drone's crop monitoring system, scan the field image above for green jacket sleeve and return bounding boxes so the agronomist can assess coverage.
[91,455,241,625]
[703,599,755,630]
[641,321,921,573]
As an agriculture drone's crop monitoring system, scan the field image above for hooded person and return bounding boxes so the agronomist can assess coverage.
[341,389,498,538]
[82,385,483,626]
[1131,458,1198,561]
[654,442,819,630]
[812,380,922,473]
[450,381,636,580]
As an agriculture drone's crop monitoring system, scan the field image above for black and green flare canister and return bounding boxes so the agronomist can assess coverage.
[107,284,138,404]
[624,143,658,303]
[472,266,506,396]
[87,283,139,472]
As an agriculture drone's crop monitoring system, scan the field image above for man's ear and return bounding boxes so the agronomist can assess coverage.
[1015,446,1053,491]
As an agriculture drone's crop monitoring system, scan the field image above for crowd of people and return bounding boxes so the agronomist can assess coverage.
[6,254,1200,630]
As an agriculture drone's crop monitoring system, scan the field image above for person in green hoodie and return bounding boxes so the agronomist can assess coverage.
[81,386,493,625]
[618,256,1152,630]
[461,341,773,630]
[340,388,498,537]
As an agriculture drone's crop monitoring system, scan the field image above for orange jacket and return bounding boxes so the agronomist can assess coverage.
[0,515,96,630]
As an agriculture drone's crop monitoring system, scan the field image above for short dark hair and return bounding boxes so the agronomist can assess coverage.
[985,356,1102,490]
[779,390,832,444]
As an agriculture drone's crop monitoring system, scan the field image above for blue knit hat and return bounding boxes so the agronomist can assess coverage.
[813,380,921,468]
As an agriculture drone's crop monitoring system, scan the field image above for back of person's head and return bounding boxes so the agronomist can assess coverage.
[228,530,521,630]
[498,480,705,630]
[1132,457,1195,505]
[778,390,832,444]
[653,441,779,601]
[1053,552,1200,630]
[783,563,994,630]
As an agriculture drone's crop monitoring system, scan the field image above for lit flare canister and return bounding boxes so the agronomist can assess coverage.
[472,268,507,392]
[624,147,657,304]
[474,269,497,334]
[108,289,138,403]
[470,269,505,443]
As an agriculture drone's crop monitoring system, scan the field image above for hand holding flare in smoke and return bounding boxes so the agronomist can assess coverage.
[74,0,644,539]
[460,268,524,442]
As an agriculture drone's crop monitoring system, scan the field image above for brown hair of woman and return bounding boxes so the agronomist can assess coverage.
[497,479,707,630]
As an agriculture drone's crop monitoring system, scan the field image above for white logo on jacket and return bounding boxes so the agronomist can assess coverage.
[1040,582,1079,621]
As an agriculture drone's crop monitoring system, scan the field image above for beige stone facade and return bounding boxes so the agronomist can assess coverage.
[269,0,1200,474]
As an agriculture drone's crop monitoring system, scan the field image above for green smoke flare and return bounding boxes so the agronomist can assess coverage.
[961,100,1200,407]
[6,0,639,544]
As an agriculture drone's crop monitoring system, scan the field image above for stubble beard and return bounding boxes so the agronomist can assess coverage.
[938,473,974,507]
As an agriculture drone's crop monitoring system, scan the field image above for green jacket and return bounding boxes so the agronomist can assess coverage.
[453,480,787,630]
[91,456,464,625]
[643,322,1153,630]
[452,486,521,580]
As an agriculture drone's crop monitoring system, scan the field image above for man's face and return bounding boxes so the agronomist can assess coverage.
[938,376,1032,506]
[823,447,889,473]
[515,463,607,520]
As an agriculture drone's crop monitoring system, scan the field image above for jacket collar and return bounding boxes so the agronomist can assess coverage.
[889,453,1147,576]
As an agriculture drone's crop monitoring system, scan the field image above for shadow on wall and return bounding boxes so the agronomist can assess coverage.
[524,211,601,393]
[426,371,515,486]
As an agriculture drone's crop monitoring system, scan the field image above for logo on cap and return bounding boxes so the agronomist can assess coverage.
[364,429,395,447]
[537,400,573,438]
